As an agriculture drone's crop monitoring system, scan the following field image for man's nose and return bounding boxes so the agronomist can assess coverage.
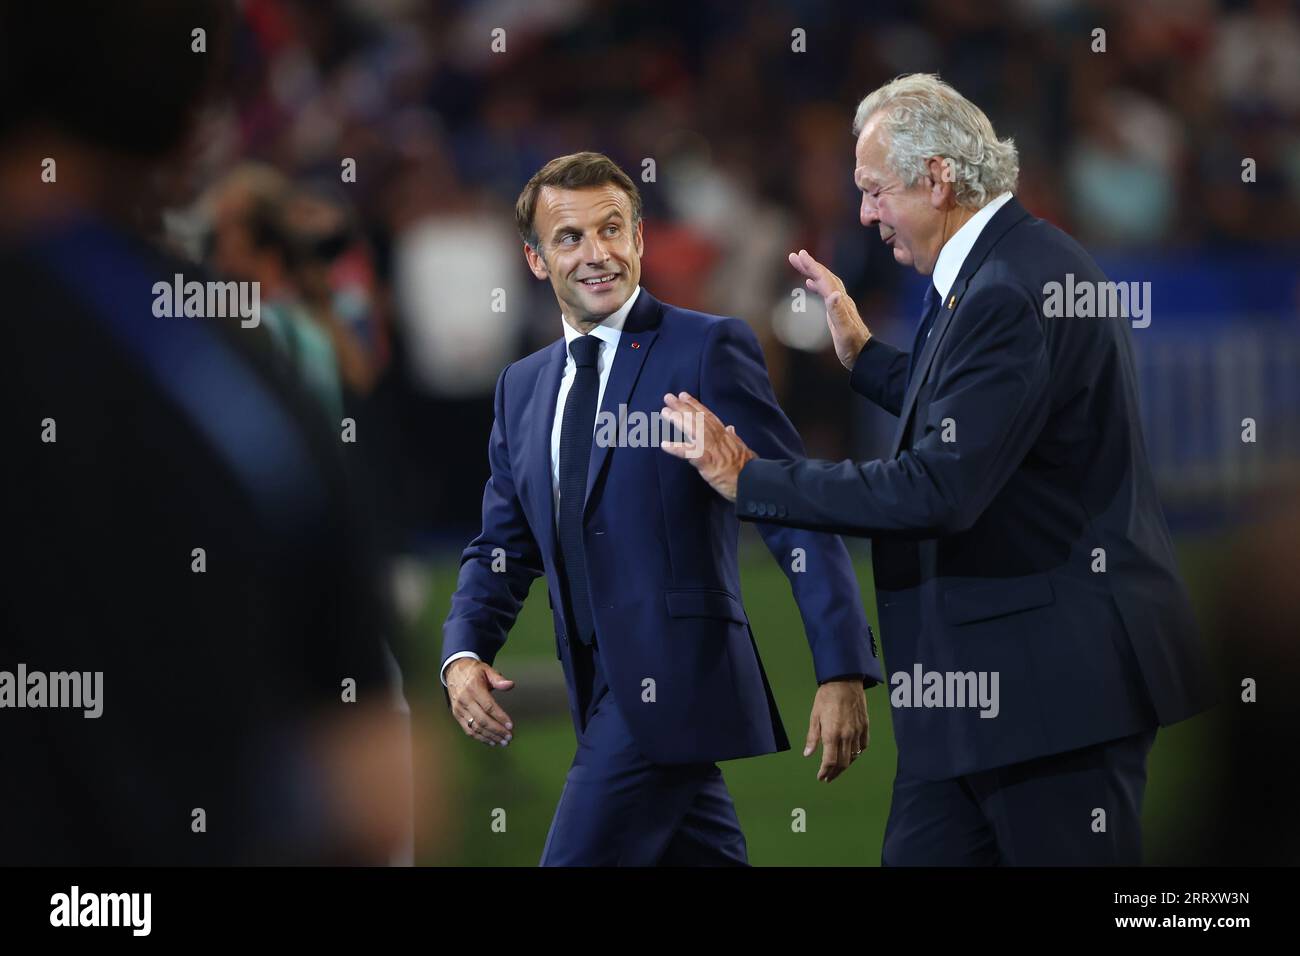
[582,233,610,263]
[860,193,879,227]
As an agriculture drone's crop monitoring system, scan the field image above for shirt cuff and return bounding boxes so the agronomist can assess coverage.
[440,651,482,687]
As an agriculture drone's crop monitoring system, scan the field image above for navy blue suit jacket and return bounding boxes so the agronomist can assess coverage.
[443,289,881,765]
[738,198,1217,779]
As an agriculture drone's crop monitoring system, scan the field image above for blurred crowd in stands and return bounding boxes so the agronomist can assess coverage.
[166,0,1300,544]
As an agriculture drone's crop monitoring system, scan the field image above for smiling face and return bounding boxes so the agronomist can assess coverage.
[524,184,643,329]
[854,113,955,276]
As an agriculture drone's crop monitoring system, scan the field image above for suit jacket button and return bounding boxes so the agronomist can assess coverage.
[747,501,757,514]
[777,505,787,517]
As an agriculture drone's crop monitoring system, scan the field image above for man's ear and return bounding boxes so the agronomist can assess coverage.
[633,218,644,256]
[927,156,956,209]
[524,242,549,280]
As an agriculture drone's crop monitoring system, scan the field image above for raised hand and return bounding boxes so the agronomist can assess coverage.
[789,248,872,370]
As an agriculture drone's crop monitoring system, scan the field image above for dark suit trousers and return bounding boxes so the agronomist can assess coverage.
[539,638,749,866]
[882,728,1158,866]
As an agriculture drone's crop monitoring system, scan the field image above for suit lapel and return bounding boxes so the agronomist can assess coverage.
[890,280,967,456]
[529,340,566,568]
[585,290,662,509]
[889,197,1032,457]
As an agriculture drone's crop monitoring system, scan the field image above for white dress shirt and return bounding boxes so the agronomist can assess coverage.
[930,192,1013,302]
[549,285,640,514]
[441,285,643,685]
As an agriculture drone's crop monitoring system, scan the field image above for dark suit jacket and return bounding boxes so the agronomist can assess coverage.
[443,289,882,765]
[738,197,1217,779]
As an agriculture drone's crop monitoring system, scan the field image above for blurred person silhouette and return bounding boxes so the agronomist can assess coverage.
[385,128,525,534]
[1065,91,1181,248]
[0,0,420,864]
[281,182,391,400]
[202,163,345,423]
[278,179,411,568]
[1168,492,1300,865]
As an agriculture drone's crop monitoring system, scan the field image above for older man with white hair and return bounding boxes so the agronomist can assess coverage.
[662,74,1216,865]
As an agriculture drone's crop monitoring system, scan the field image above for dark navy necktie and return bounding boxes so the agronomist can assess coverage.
[906,283,942,385]
[557,334,601,646]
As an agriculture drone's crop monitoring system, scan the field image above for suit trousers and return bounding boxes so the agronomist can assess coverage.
[882,727,1159,865]
[539,636,749,866]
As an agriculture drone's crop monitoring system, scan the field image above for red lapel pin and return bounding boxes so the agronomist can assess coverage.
[630,342,640,349]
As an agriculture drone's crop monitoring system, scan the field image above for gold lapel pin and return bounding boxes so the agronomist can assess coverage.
[947,295,956,309]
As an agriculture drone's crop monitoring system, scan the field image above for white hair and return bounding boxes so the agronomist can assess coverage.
[852,73,1019,209]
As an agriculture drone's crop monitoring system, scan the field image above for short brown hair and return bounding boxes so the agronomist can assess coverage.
[515,151,642,249]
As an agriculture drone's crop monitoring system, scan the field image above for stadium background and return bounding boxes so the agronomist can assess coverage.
[168,0,1300,864]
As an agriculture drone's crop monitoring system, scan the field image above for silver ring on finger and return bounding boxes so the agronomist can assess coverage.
[468,716,475,728]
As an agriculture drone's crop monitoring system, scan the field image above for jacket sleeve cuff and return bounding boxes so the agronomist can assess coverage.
[849,336,899,400]
[810,633,885,687]
[735,458,792,524]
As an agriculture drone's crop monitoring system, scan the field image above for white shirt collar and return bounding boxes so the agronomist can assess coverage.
[561,285,642,352]
[931,192,1013,300]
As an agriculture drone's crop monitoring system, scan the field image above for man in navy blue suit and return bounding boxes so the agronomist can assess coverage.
[441,152,882,866]
[663,75,1217,865]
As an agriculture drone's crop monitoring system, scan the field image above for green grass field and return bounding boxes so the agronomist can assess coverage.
[406,533,1227,866]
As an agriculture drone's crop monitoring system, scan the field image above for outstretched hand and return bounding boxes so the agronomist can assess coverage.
[659,391,757,502]
[446,658,515,747]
